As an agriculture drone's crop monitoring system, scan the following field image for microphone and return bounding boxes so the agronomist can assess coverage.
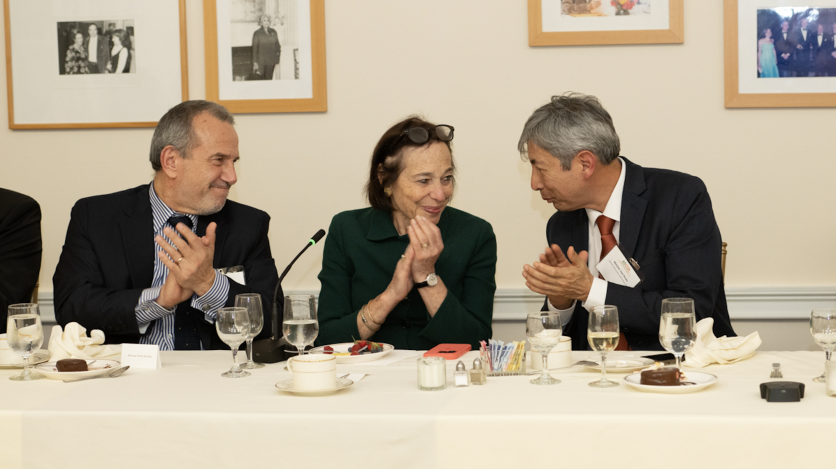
[253,229,326,363]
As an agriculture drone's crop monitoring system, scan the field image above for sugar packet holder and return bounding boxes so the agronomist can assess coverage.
[481,341,527,377]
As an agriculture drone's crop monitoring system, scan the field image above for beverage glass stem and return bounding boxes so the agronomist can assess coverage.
[21,356,31,378]
[231,348,241,374]
[245,339,254,365]
[540,352,549,379]
[600,353,608,382]
[296,346,305,356]
[827,350,832,362]
[675,353,684,372]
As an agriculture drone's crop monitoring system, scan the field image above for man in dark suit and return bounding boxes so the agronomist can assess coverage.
[519,93,734,351]
[53,100,279,350]
[813,23,833,76]
[0,189,42,334]
[251,15,281,80]
[775,20,794,77]
[792,18,815,77]
[83,23,109,74]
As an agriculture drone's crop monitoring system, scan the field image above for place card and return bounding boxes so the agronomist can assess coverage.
[120,343,162,369]
[596,246,641,288]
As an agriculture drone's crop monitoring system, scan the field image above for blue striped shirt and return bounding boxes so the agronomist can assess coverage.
[135,183,230,350]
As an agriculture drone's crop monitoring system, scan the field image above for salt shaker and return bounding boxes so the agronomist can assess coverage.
[827,360,836,397]
[470,357,486,385]
[454,360,470,387]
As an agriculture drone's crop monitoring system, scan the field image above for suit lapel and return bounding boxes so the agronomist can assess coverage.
[199,211,228,267]
[120,187,154,288]
[618,158,647,260]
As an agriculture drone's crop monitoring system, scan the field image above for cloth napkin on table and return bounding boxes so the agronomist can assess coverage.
[684,318,761,368]
[47,322,121,361]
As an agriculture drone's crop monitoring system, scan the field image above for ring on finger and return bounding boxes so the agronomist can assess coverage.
[176,256,184,265]
[421,243,429,248]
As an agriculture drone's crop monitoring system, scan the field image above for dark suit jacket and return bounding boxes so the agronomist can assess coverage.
[545,158,735,351]
[0,189,42,334]
[52,185,280,349]
[252,27,281,67]
[83,34,109,72]
[775,31,794,71]
[813,33,834,74]
[792,29,814,73]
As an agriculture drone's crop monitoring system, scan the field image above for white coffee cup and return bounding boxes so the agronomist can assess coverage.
[527,336,572,370]
[0,333,22,364]
[288,354,337,390]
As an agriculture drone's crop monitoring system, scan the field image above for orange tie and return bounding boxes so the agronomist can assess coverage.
[596,215,629,350]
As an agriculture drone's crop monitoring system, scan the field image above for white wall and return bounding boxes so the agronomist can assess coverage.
[1,1,834,349]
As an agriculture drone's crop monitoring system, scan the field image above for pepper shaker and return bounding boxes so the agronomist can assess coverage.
[470,357,486,385]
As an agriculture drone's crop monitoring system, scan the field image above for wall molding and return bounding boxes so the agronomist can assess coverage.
[37,286,836,324]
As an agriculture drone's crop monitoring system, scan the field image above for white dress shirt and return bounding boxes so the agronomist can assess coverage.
[549,157,627,326]
[88,35,98,63]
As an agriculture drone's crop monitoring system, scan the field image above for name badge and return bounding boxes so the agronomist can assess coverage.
[596,246,642,288]
[121,343,162,369]
[217,265,246,285]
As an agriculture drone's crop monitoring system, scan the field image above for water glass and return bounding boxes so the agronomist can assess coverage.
[282,295,318,357]
[235,293,265,369]
[659,298,697,372]
[588,305,619,388]
[526,311,562,385]
[810,309,836,383]
[215,307,250,378]
[7,303,45,381]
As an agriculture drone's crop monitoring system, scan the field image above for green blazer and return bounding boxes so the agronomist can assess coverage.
[316,207,496,350]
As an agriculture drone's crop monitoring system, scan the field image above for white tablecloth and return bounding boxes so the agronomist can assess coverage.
[1,350,833,468]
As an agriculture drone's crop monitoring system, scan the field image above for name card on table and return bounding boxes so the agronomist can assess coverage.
[121,344,162,369]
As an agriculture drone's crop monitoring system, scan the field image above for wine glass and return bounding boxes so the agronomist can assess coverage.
[215,307,250,378]
[282,295,318,357]
[7,303,45,381]
[526,311,562,385]
[659,298,697,372]
[588,305,620,388]
[810,309,836,383]
[235,293,265,369]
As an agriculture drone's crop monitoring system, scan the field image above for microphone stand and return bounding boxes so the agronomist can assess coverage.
[253,230,325,363]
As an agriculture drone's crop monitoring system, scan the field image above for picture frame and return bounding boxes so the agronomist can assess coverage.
[3,0,188,129]
[528,0,684,46]
[203,0,327,114]
[724,0,836,108]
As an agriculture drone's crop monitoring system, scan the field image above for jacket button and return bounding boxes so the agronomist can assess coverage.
[401,319,411,329]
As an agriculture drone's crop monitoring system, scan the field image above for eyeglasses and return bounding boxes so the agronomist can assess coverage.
[401,125,455,144]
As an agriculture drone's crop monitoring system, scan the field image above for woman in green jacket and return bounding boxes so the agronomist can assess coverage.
[316,117,497,350]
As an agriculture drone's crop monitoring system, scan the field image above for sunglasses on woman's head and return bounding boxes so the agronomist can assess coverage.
[401,125,455,144]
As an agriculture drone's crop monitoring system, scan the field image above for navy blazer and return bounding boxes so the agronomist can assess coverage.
[545,158,735,351]
[53,185,280,349]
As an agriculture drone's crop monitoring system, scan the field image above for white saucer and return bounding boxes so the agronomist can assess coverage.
[0,350,49,368]
[34,359,121,381]
[275,377,354,396]
[623,371,718,394]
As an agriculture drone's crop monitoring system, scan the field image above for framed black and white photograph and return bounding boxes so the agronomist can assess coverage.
[4,0,188,129]
[204,0,327,113]
[725,0,836,107]
[528,0,684,46]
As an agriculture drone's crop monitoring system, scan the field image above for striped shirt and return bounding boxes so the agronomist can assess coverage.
[135,183,230,350]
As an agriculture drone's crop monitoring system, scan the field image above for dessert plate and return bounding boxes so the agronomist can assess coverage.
[0,350,49,368]
[584,356,655,373]
[309,343,394,364]
[34,359,121,381]
[275,377,354,396]
[623,371,718,394]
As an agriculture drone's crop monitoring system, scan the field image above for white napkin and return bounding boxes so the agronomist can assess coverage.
[684,318,761,368]
[47,322,121,361]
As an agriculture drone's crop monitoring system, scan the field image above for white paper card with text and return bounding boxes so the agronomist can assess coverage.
[596,246,641,288]
[121,343,162,369]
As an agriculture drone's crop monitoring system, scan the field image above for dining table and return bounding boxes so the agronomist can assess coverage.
[1,349,833,469]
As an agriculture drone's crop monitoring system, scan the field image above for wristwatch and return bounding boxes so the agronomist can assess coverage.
[415,273,438,288]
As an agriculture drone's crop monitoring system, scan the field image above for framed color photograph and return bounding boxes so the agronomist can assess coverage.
[528,0,684,46]
[724,0,836,107]
[3,0,188,129]
[203,0,327,113]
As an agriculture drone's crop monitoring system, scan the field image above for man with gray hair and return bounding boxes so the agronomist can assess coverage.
[54,100,279,350]
[520,93,734,351]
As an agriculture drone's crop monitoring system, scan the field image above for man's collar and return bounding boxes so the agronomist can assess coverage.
[585,157,626,224]
[149,182,197,232]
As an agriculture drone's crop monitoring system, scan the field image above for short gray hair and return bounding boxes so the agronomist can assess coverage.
[517,92,620,170]
[149,100,235,171]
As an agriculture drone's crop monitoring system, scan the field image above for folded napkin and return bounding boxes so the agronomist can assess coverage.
[684,318,761,368]
[48,322,121,361]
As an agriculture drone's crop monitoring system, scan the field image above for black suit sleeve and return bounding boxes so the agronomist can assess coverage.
[53,199,145,335]
[0,192,42,334]
[604,178,725,341]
